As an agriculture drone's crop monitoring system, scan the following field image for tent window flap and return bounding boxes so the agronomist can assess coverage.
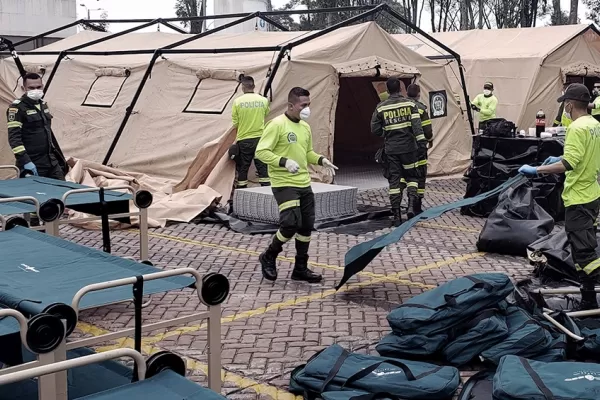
[82,75,129,108]
[184,79,241,114]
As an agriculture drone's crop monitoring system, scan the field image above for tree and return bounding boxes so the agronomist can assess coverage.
[582,0,600,24]
[82,10,110,32]
[175,0,207,33]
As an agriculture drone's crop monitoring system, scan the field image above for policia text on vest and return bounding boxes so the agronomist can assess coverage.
[6,73,68,180]
[231,76,270,189]
[371,78,424,227]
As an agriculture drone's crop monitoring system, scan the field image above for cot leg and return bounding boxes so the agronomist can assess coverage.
[37,338,67,400]
[207,304,222,393]
[140,208,149,262]
[45,220,60,237]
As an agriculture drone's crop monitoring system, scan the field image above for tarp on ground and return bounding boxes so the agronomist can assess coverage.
[394,24,600,132]
[0,23,470,206]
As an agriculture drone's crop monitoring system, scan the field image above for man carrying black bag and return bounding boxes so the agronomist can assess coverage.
[519,83,600,310]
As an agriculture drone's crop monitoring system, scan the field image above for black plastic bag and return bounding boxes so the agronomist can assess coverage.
[528,230,600,282]
[476,182,554,257]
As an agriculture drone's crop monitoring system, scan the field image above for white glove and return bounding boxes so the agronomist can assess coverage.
[285,159,300,174]
[322,159,338,175]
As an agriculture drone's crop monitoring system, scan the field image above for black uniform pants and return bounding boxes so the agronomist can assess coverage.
[401,145,428,198]
[236,138,269,188]
[565,199,600,291]
[268,186,315,261]
[387,152,420,210]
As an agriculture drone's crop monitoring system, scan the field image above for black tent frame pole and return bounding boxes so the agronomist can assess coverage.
[11,20,85,48]
[383,5,475,136]
[258,15,289,31]
[102,12,262,165]
[263,4,385,98]
[43,19,162,95]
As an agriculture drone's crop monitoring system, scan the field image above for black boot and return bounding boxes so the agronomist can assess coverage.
[291,239,322,283]
[391,208,402,227]
[291,255,323,283]
[259,237,284,281]
[579,282,599,310]
[415,197,424,215]
[406,195,418,220]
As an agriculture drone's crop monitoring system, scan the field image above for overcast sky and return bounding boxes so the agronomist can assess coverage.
[77,0,594,33]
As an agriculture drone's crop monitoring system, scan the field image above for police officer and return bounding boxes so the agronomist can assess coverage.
[6,73,68,179]
[371,77,424,227]
[519,83,600,310]
[471,82,498,131]
[231,76,270,188]
[589,83,600,123]
[255,87,337,283]
[406,83,433,214]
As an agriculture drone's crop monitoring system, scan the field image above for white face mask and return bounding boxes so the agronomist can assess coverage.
[483,89,492,96]
[300,106,311,121]
[27,89,44,101]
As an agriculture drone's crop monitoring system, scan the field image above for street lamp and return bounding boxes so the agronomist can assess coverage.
[79,3,104,20]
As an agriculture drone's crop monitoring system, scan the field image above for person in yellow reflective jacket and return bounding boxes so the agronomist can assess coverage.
[589,83,600,123]
[231,76,270,188]
[255,87,338,283]
[471,82,498,131]
[519,84,600,310]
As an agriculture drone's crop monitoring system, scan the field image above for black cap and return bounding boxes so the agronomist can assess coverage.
[558,83,591,103]
[484,82,493,90]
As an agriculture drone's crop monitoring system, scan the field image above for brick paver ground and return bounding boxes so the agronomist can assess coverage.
[58,178,537,399]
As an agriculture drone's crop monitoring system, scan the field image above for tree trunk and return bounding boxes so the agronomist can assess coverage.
[568,0,578,24]
[478,0,483,28]
[430,0,437,32]
[553,0,562,25]
[460,0,469,30]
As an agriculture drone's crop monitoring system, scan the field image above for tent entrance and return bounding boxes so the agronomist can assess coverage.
[331,56,420,189]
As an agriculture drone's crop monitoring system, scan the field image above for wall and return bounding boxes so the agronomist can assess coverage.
[213,0,269,33]
[0,0,76,44]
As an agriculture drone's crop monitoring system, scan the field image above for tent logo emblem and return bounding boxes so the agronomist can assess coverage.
[19,264,39,273]
[565,371,600,382]
[287,132,297,143]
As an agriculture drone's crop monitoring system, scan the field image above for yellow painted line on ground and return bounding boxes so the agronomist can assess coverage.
[76,324,300,399]
[145,230,463,287]
[141,252,483,344]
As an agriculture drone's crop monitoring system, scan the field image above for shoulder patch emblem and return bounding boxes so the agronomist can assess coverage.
[287,132,297,143]
[8,108,17,122]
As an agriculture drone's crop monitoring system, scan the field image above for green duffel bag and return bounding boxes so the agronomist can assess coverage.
[493,355,600,400]
[376,332,448,360]
[480,306,553,365]
[322,391,402,400]
[290,344,460,400]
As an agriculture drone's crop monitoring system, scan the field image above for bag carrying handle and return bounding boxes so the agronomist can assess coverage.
[350,392,403,400]
[320,349,351,393]
[340,359,417,390]
[519,358,556,400]
[441,278,493,307]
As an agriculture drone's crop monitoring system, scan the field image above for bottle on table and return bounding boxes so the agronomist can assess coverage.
[535,109,546,138]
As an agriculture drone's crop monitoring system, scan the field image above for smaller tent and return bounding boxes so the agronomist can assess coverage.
[394,24,600,130]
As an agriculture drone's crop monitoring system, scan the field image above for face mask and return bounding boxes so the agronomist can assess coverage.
[27,89,44,101]
[300,106,311,120]
[483,89,492,96]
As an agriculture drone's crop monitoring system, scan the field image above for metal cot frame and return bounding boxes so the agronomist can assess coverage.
[0,165,150,261]
[0,267,224,399]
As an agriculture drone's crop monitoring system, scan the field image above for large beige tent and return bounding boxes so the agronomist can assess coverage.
[0,22,470,205]
[394,24,600,130]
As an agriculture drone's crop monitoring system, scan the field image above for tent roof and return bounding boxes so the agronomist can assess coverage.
[394,24,592,59]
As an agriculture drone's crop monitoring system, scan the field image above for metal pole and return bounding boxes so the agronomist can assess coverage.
[102,13,263,165]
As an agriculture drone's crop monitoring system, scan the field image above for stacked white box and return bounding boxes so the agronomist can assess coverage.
[233,183,358,224]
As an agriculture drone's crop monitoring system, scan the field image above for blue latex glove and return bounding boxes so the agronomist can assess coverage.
[518,164,538,176]
[23,162,38,176]
[542,156,561,165]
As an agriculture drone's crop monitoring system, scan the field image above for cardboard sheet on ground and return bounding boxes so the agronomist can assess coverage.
[336,174,528,290]
[64,157,221,229]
